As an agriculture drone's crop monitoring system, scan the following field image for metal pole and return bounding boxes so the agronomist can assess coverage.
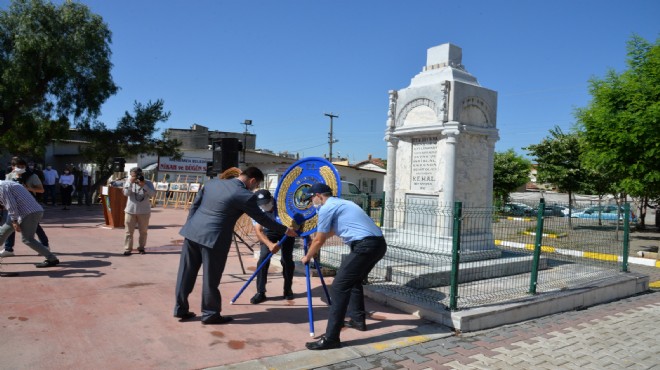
[529,198,545,294]
[324,113,338,161]
[304,236,315,336]
[622,202,630,272]
[241,119,252,164]
[449,201,462,311]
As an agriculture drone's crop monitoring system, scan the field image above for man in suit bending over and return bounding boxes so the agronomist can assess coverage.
[174,167,298,324]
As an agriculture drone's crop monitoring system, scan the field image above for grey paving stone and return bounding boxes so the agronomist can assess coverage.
[316,293,660,370]
[402,352,432,364]
[422,346,456,356]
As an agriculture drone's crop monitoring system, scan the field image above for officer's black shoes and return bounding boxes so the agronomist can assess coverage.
[201,315,233,325]
[250,292,267,304]
[305,335,341,350]
[343,319,367,331]
[283,289,294,300]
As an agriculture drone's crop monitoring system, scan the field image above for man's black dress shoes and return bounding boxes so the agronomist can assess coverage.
[343,319,367,331]
[174,312,196,322]
[250,292,267,304]
[201,315,234,325]
[305,335,341,350]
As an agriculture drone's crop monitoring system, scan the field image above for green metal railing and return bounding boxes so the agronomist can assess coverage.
[300,198,633,310]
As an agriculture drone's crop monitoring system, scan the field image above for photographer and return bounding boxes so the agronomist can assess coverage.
[122,167,155,255]
[58,167,74,210]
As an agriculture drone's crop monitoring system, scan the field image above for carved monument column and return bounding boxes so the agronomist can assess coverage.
[439,124,460,236]
[384,90,398,228]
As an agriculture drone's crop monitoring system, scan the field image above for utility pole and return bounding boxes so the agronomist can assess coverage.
[324,113,339,162]
[241,119,252,164]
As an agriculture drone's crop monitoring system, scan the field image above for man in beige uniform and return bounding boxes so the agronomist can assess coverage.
[122,167,156,255]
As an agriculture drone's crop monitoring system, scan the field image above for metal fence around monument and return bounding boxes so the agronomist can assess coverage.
[292,198,633,310]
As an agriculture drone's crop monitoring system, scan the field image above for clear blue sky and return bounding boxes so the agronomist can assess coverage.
[11,0,658,162]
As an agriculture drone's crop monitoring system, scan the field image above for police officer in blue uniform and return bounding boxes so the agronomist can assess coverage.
[250,189,296,304]
[301,183,387,350]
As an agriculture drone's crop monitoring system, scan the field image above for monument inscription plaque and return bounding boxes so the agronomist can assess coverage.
[411,136,438,192]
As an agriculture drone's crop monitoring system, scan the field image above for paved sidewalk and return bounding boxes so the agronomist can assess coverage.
[310,291,660,370]
[1,204,658,369]
[0,205,434,369]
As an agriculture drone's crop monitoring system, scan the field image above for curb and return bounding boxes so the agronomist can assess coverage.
[495,239,660,268]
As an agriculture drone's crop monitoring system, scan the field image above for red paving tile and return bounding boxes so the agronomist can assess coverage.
[0,205,426,369]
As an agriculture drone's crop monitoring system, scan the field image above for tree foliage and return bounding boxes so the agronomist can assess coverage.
[78,100,181,188]
[524,126,585,207]
[492,149,531,203]
[575,35,660,199]
[0,0,117,155]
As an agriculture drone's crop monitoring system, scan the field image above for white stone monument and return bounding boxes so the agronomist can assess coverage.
[383,43,500,258]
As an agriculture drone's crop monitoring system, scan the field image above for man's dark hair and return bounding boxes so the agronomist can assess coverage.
[241,167,264,182]
[11,157,27,166]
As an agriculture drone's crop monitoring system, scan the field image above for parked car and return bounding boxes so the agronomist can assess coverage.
[535,204,574,217]
[501,202,534,216]
[571,205,637,221]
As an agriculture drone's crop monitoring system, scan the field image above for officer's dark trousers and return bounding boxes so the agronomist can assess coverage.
[324,236,387,341]
[174,238,230,320]
[256,236,295,294]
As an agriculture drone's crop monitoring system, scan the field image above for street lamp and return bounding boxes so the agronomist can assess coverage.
[241,119,252,164]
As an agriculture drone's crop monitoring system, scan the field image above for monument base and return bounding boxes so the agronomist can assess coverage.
[381,228,502,260]
[316,229,548,289]
[385,252,547,289]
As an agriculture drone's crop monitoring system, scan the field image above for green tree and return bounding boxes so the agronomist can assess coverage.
[0,0,117,156]
[575,35,660,226]
[524,126,585,224]
[492,149,531,205]
[78,100,181,191]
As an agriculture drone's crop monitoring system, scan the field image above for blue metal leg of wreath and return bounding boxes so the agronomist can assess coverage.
[304,236,315,336]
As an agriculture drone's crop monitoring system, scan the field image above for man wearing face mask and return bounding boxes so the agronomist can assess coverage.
[58,168,75,210]
[0,180,59,267]
[174,167,299,324]
[249,189,296,304]
[0,157,50,258]
[42,165,59,206]
[300,183,387,350]
[122,167,156,255]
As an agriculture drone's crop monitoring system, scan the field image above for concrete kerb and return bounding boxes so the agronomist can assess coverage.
[362,272,649,333]
[211,322,451,370]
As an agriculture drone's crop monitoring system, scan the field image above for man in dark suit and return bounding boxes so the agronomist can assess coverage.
[174,167,297,324]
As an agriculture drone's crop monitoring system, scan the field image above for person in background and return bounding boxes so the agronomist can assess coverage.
[0,180,59,268]
[76,169,92,206]
[0,157,50,257]
[28,162,45,203]
[58,168,74,210]
[300,183,387,350]
[249,189,296,304]
[42,165,59,206]
[122,167,155,255]
[219,167,242,180]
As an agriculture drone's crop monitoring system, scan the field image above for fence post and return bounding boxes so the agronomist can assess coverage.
[366,193,372,217]
[622,202,630,272]
[449,201,463,311]
[380,192,385,227]
[529,198,545,294]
